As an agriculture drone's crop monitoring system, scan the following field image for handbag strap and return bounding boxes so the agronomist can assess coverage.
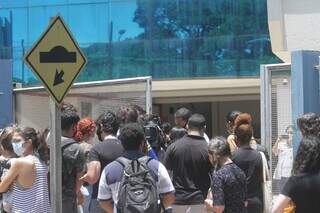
[260,151,270,182]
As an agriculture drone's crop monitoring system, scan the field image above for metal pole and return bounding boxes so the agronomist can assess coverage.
[146,77,152,114]
[49,97,62,213]
[21,39,25,83]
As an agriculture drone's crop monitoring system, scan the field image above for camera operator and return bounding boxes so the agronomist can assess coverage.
[144,114,167,163]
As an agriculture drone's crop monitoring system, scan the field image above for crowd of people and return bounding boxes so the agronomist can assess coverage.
[0,104,320,213]
[273,113,320,213]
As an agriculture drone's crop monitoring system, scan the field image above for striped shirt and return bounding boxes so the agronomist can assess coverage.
[12,155,51,213]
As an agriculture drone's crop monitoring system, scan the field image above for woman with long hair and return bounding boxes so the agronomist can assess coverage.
[232,113,264,213]
[272,136,320,212]
[296,113,320,137]
[0,127,51,213]
[225,110,241,153]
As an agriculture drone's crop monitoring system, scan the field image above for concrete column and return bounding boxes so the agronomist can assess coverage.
[0,60,13,128]
[291,50,320,153]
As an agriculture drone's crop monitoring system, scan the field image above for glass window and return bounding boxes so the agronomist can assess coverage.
[0,0,281,85]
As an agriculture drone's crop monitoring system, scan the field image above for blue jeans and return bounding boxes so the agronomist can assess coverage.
[89,199,105,213]
[81,185,93,213]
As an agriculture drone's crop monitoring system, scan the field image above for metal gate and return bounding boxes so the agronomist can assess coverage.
[260,63,294,196]
[13,76,152,131]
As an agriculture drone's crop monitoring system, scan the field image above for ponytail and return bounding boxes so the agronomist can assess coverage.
[37,131,49,163]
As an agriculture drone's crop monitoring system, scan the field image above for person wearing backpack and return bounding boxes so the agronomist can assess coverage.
[60,103,86,213]
[98,123,175,213]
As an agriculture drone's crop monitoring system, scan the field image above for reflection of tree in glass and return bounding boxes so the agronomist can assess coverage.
[132,0,279,77]
[78,0,281,82]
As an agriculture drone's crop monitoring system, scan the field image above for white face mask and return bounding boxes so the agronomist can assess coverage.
[12,141,24,156]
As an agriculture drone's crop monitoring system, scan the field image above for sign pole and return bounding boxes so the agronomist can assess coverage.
[49,97,62,213]
[23,15,86,212]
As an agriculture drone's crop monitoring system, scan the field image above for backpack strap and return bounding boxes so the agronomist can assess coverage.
[137,156,152,163]
[61,140,78,191]
[137,156,152,168]
[116,157,132,168]
[116,156,152,174]
[61,140,77,150]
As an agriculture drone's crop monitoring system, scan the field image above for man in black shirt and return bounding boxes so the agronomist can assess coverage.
[164,114,211,213]
[60,103,85,213]
[80,111,124,213]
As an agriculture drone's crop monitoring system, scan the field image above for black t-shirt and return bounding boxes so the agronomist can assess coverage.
[282,174,320,213]
[89,138,124,198]
[211,163,247,213]
[164,134,211,205]
[232,146,263,201]
[61,137,86,201]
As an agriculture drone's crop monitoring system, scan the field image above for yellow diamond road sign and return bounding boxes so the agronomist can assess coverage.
[24,15,87,104]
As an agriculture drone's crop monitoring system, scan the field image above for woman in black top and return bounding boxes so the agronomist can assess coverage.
[231,113,263,213]
[205,136,247,213]
[273,136,320,213]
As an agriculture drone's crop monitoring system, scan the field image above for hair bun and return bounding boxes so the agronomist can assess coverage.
[234,113,252,127]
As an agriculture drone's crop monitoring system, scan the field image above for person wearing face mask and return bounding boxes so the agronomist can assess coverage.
[0,126,51,212]
[80,111,123,213]
[0,126,20,213]
[74,118,96,213]
[205,137,247,213]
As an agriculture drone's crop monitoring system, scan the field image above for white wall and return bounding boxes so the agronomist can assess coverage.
[268,0,320,62]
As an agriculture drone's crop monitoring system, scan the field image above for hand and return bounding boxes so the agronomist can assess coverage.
[77,192,84,205]
[204,199,213,211]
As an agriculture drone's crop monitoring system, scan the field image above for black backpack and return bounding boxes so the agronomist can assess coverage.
[61,140,78,192]
[116,156,160,213]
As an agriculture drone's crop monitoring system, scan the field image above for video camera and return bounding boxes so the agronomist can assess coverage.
[144,115,166,150]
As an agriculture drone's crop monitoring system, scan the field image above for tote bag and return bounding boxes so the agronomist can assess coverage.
[260,152,272,213]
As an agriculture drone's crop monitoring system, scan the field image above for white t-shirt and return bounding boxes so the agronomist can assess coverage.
[98,152,174,212]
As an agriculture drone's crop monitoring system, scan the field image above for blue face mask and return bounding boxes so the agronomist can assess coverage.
[12,141,24,156]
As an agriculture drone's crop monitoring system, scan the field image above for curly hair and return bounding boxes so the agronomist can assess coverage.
[234,113,253,146]
[74,118,96,142]
[96,111,119,135]
[208,136,231,157]
[292,136,320,175]
[297,113,320,137]
[117,106,138,125]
